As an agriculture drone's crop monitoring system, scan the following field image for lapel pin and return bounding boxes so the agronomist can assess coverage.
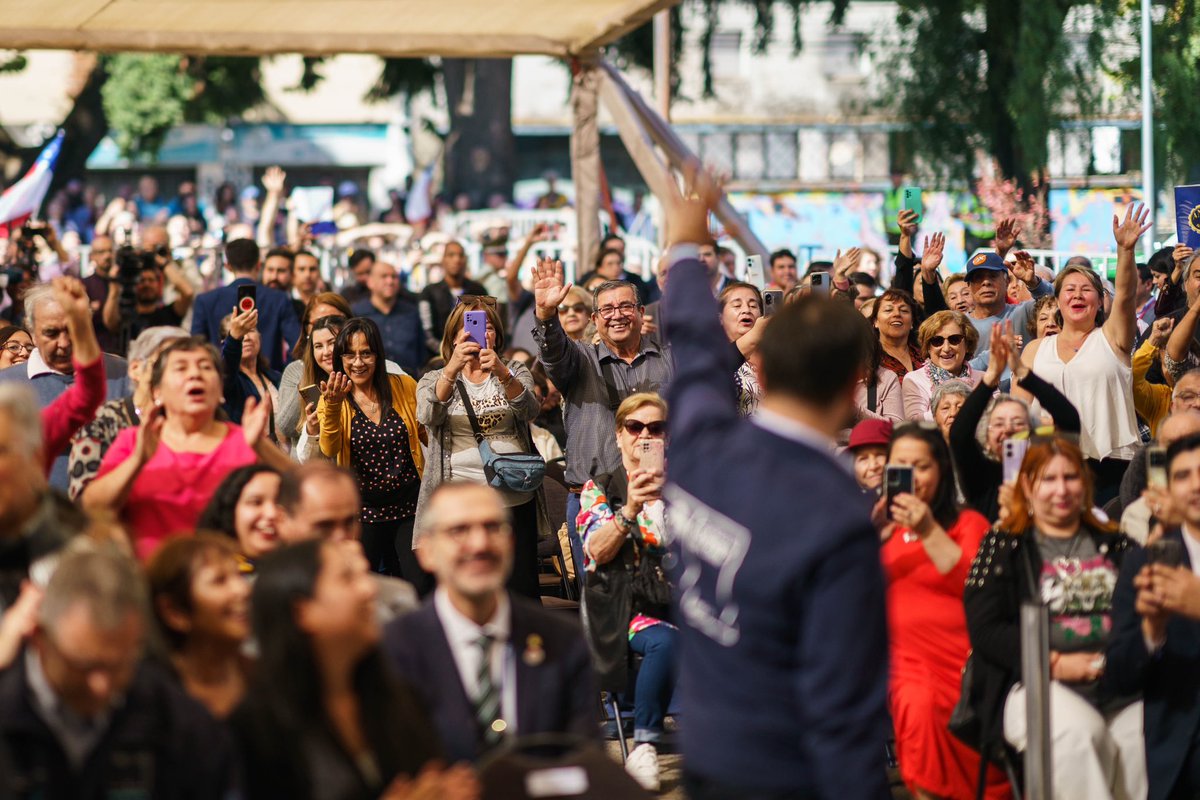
[523,633,545,666]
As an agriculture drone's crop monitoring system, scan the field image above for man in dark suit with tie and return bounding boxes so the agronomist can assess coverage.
[381,482,596,763]
[191,238,300,371]
[1109,430,1200,800]
[660,166,891,799]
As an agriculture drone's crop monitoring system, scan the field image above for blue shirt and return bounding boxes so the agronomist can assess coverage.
[351,297,425,375]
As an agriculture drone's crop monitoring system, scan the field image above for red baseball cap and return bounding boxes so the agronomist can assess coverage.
[848,419,893,451]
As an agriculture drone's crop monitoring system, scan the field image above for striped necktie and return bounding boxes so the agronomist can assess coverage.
[474,633,505,747]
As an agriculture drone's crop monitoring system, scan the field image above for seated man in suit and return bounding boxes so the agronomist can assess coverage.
[382,482,596,763]
[1110,430,1200,800]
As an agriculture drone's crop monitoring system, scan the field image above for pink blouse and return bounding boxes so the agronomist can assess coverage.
[96,423,257,561]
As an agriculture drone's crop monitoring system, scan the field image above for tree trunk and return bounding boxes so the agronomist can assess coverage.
[442,58,516,209]
[47,53,109,197]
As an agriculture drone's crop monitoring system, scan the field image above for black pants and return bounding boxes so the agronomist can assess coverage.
[361,516,434,596]
[506,497,540,600]
[1087,457,1130,509]
[683,772,816,800]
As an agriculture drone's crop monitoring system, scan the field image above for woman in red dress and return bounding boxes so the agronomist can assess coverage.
[880,423,1010,800]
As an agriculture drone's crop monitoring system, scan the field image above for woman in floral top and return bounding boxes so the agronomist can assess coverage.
[577,392,676,792]
[716,282,764,416]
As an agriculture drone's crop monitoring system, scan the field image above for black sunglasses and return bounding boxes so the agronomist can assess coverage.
[622,420,666,437]
[929,334,965,348]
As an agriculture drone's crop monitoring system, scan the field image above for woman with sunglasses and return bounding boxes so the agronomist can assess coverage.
[414,297,548,599]
[951,320,1081,523]
[0,325,33,369]
[319,317,428,588]
[902,310,980,420]
[576,392,675,792]
[877,423,1009,800]
[556,286,594,343]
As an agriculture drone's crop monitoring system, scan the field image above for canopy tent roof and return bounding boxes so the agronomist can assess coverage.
[0,0,675,58]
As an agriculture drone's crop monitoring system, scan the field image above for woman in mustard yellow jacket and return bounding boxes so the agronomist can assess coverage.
[319,317,428,589]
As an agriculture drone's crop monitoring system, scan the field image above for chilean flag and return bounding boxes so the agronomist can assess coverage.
[0,131,64,231]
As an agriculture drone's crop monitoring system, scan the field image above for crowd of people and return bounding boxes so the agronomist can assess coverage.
[3,156,1200,800]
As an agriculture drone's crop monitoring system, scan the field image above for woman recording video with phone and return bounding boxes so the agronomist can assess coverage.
[964,436,1143,800]
[413,296,548,600]
[876,422,1009,800]
[576,391,675,792]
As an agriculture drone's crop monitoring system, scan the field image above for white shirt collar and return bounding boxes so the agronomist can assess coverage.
[1181,524,1200,577]
[25,348,64,379]
[434,587,511,646]
[752,406,836,453]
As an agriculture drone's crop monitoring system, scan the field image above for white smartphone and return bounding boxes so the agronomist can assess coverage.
[1147,445,1168,490]
[745,255,766,290]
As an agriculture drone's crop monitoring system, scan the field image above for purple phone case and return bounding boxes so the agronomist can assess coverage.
[464,310,488,348]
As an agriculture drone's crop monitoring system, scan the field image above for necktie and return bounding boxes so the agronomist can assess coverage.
[474,633,505,747]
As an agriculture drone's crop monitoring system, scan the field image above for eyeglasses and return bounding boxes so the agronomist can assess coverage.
[2,343,33,355]
[622,419,666,437]
[1175,391,1200,405]
[460,295,499,309]
[597,302,638,320]
[342,351,377,363]
[928,334,965,348]
[559,303,589,315]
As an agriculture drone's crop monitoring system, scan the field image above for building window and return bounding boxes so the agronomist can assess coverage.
[709,31,743,79]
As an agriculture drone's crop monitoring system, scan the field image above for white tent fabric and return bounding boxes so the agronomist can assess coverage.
[0,0,676,57]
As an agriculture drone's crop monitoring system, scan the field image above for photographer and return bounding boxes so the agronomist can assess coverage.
[101,241,194,345]
[1,222,70,326]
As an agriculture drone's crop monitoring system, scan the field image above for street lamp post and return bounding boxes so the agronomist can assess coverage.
[1141,0,1155,255]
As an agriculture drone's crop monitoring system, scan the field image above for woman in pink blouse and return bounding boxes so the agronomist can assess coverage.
[84,336,291,561]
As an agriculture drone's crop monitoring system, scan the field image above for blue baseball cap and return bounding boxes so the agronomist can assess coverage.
[964,252,1007,279]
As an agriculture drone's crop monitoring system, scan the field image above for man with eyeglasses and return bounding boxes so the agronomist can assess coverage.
[382,482,594,763]
[419,240,487,354]
[350,260,424,375]
[1119,407,1200,542]
[0,547,233,797]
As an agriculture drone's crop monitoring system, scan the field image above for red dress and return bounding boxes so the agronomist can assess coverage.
[881,508,1011,799]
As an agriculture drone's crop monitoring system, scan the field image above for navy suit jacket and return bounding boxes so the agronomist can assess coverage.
[191,277,300,372]
[351,297,425,375]
[661,257,891,797]
[381,594,596,764]
[1108,529,1200,800]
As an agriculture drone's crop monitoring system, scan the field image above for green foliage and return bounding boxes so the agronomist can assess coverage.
[182,57,264,123]
[101,54,192,160]
[366,58,439,102]
[0,52,26,74]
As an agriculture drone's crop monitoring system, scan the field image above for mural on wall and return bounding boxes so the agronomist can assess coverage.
[1049,188,1145,260]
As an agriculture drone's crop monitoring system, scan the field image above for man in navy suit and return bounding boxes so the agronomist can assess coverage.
[381,482,595,763]
[191,239,299,371]
[660,167,891,799]
[1110,431,1200,800]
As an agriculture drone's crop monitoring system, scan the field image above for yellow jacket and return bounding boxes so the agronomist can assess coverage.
[318,374,425,475]
[1132,339,1171,440]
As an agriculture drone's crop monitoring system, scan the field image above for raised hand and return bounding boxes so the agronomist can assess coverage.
[532,257,572,321]
[444,330,480,378]
[304,401,319,436]
[897,208,919,239]
[1150,316,1175,349]
[228,307,258,340]
[1174,244,1194,282]
[50,276,92,328]
[262,165,287,195]
[984,321,1009,386]
[477,348,506,376]
[136,404,167,465]
[1009,251,1038,287]
[1001,319,1028,379]
[993,217,1021,256]
[320,371,352,404]
[1113,203,1152,251]
[919,234,945,276]
[834,247,862,280]
[662,160,723,246]
[242,394,272,448]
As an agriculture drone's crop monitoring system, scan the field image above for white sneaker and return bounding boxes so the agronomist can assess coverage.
[625,742,660,792]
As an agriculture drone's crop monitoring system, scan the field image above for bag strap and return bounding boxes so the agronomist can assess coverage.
[454,379,487,445]
[867,379,878,414]
[596,344,621,412]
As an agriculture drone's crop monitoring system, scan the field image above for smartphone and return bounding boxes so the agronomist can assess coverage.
[1147,445,1169,490]
[299,383,322,408]
[1002,438,1030,485]
[1147,539,1184,568]
[810,272,830,297]
[637,439,665,474]
[902,186,923,224]
[884,465,914,515]
[236,284,256,314]
[745,254,766,289]
[463,309,488,349]
[762,289,784,317]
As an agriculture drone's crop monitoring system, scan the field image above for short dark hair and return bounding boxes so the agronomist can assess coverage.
[758,295,872,407]
[600,233,623,249]
[1167,432,1200,478]
[265,247,295,267]
[1137,263,1152,283]
[278,462,357,514]
[348,249,375,270]
[888,423,959,529]
[1148,246,1175,276]
[769,249,797,268]
[225,239,260,273]
[294,249,318,263]
[595,247,624,269]
[591,280,640,310]
[850,272,877,289]
[805,260,833,277]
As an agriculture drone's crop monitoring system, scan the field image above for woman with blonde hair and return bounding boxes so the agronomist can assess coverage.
[902,310,980,420]
[414,295,548,598]
[964,437,1143,800]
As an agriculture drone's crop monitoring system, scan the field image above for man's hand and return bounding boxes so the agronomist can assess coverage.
[532,257,572,321]
[1143,485,1184,527]
[1010,251,1039,289]
[228,308,258,340]
[1151,564,1200,620]
[993,217,1021,258]
[662,161,723,247]
[1134,565,1169,645]
[1149,316,1175,349]
[262,166,287,196]
[1113,203,1152,252]
[919,234,945,279]
[50,276,92,329]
